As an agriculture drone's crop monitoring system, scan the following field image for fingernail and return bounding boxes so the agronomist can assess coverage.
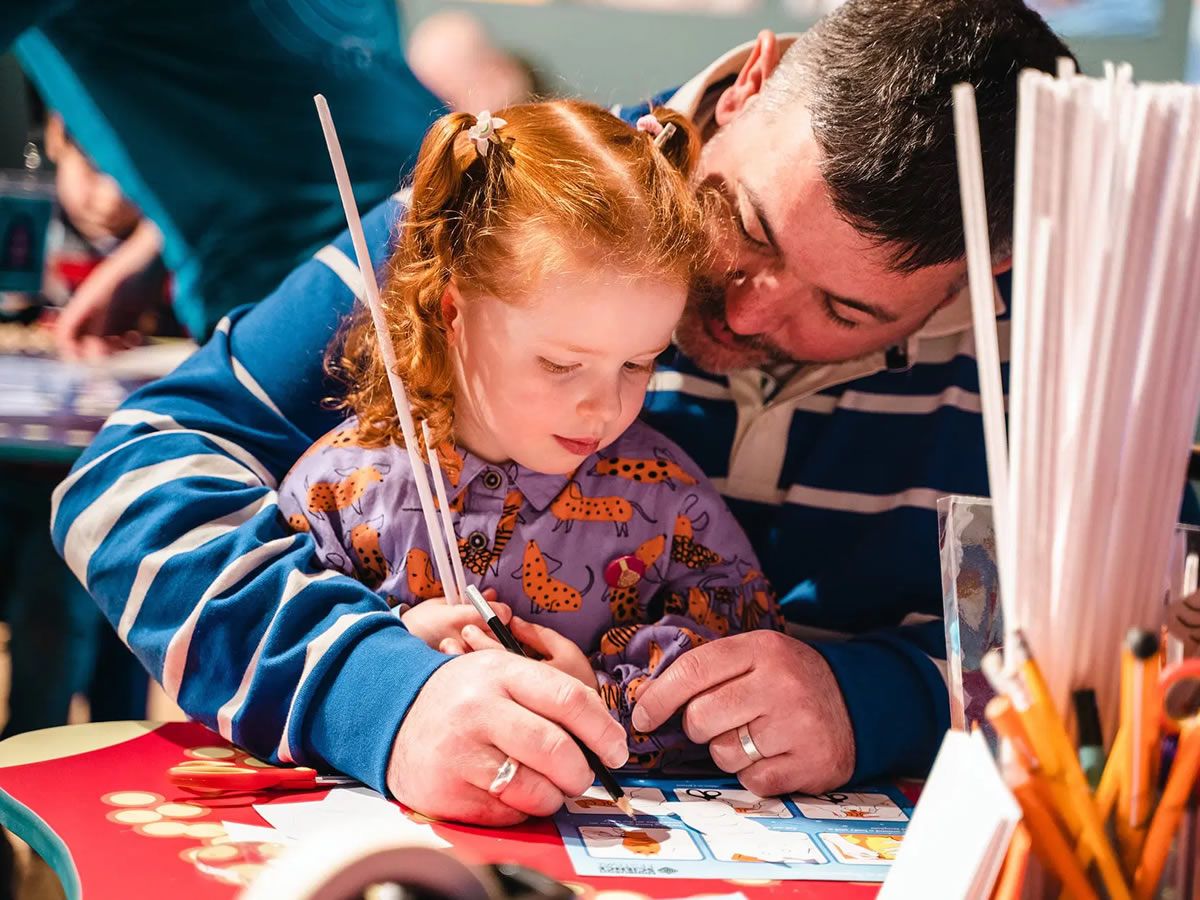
[462,625,478,638]
[631,706,650,732]
[608,746,630,768]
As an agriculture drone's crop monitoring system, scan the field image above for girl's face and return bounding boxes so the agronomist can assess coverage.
[447,264,686,475]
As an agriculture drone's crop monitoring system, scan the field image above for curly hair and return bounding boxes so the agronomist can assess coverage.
[329,99,711,454]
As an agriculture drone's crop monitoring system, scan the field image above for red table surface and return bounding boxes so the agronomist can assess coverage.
[0,721,884,899]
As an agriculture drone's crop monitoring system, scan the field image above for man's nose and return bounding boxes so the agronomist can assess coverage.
[723,271,778,337]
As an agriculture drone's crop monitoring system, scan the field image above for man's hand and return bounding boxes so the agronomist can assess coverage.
[631,631,855,796]
[387,649,628,825]
[400,589,511,651]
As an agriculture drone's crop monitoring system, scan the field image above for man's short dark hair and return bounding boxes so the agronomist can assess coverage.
[761,0,1074,271]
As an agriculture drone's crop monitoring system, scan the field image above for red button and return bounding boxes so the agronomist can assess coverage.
[605,555,646,589]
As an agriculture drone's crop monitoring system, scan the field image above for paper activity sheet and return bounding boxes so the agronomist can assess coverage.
[553,775,911,881]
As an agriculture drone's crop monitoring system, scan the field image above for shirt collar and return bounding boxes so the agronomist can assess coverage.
[448,448,577,512]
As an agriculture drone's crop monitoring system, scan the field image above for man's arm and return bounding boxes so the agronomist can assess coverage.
[50,199,451,792]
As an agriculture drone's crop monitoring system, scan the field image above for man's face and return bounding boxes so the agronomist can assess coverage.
[677,102,967,373]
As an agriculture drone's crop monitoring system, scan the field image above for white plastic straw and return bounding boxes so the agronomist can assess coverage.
[421,419,469,603]
[313,94,460,605]
[956,69,1200,738]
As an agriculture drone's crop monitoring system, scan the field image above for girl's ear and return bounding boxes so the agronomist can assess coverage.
[441,279,465,345]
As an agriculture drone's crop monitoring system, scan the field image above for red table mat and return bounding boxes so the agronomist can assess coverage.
[0,722,882,899]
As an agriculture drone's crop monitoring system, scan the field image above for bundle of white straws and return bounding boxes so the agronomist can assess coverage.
[954,63,1200,739]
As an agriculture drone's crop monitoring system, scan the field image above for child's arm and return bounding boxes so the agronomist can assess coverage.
[592,477,781,765]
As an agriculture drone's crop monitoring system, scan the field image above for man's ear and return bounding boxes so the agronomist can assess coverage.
[715,30,782,127]
[991,256,1012,276]
[441,279,465,345]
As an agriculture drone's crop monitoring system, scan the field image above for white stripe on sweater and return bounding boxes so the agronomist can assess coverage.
[51,411,275,526]
[61,454,267,589]
[118,494,277,641]
[277,611,384,763]
[215,567,342,742]
[160,534,300,699]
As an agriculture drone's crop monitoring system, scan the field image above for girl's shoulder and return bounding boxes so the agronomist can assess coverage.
[283,416,419,494]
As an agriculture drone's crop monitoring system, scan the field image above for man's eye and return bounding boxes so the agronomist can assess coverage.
[736,214,769,251]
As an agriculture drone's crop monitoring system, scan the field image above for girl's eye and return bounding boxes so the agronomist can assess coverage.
[623,360,655,374]
[538,357,578,375]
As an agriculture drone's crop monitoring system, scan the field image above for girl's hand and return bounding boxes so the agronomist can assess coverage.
[401,589,512,651]
[458,617,599,692]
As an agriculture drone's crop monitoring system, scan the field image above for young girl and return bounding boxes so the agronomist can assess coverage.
[278,99,780,767]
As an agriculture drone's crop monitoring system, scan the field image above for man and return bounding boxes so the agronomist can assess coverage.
[50,1,1072,825]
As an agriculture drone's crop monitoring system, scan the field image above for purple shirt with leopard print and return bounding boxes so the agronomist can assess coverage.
[278,418,780,767]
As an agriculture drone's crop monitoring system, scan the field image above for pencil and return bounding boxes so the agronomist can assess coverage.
[1005,763,1098,900]
[1118,629,1160,871]
[1133,717,1200,899]
[464,585,633,816]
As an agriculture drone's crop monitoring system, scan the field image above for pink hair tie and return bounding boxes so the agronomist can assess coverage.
[636,114,664,137]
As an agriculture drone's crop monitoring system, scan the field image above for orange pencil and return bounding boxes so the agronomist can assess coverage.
[1133,716,1200,899]
[991,823,1033,900]
[1117,630,1161,871]
[1006,762,1100,900]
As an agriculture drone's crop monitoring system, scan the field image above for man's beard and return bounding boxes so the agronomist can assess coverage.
[676,276,797,373]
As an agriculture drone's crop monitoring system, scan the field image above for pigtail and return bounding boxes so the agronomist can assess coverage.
[642,107,702,179]
[329,111,488,453]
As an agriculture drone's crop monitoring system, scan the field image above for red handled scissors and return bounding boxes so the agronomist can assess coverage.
[167,759,358,793]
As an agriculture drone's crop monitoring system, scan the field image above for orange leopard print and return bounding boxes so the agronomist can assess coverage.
[671,513,722,569]
[460,490,523,577]
[349,521,389,588]
[287,513,311,533]
[549,482,653,536]
[404,548,443,600]
[600,625,639,655]
[607,533,667,624]
[686,586,730,635]
[521,540,583,612]
[307,466,385,514]
[590,452,697,489]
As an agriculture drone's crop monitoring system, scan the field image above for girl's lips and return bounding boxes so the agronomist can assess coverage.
[554,435,600,455]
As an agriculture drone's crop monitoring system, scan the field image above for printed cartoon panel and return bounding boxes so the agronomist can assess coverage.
[577,825,704,860]
[792,791,909,822]
[818,832,904,865]
[564,786,667,815]
[704,832,827,865]
[673,787,792,818]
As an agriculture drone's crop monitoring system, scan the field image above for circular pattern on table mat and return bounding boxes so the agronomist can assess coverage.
[184,746,237,760]
[226,863,265,882]
[107,809,162,825]
[102,791,164,807]
[194,844,241,863]
[184,822,227,839]
[240,757,272,768]
[155,803,208,819]
[137,820,191,838]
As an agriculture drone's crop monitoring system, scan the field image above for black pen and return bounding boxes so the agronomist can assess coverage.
[464,585,633,816]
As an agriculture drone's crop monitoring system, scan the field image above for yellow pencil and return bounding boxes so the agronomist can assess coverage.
[1011,632,1131,900]
[1006,762,1099,900]
[1117,630,1161,871]
[1133,717,1200,899]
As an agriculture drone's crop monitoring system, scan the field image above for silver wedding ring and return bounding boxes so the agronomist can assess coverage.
[488,756,519,795]
[738,723,764,763]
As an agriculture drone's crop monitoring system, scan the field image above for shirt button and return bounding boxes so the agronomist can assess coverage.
[605,554,647,589]
[466,531,488,550]
[481,469,503,490]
